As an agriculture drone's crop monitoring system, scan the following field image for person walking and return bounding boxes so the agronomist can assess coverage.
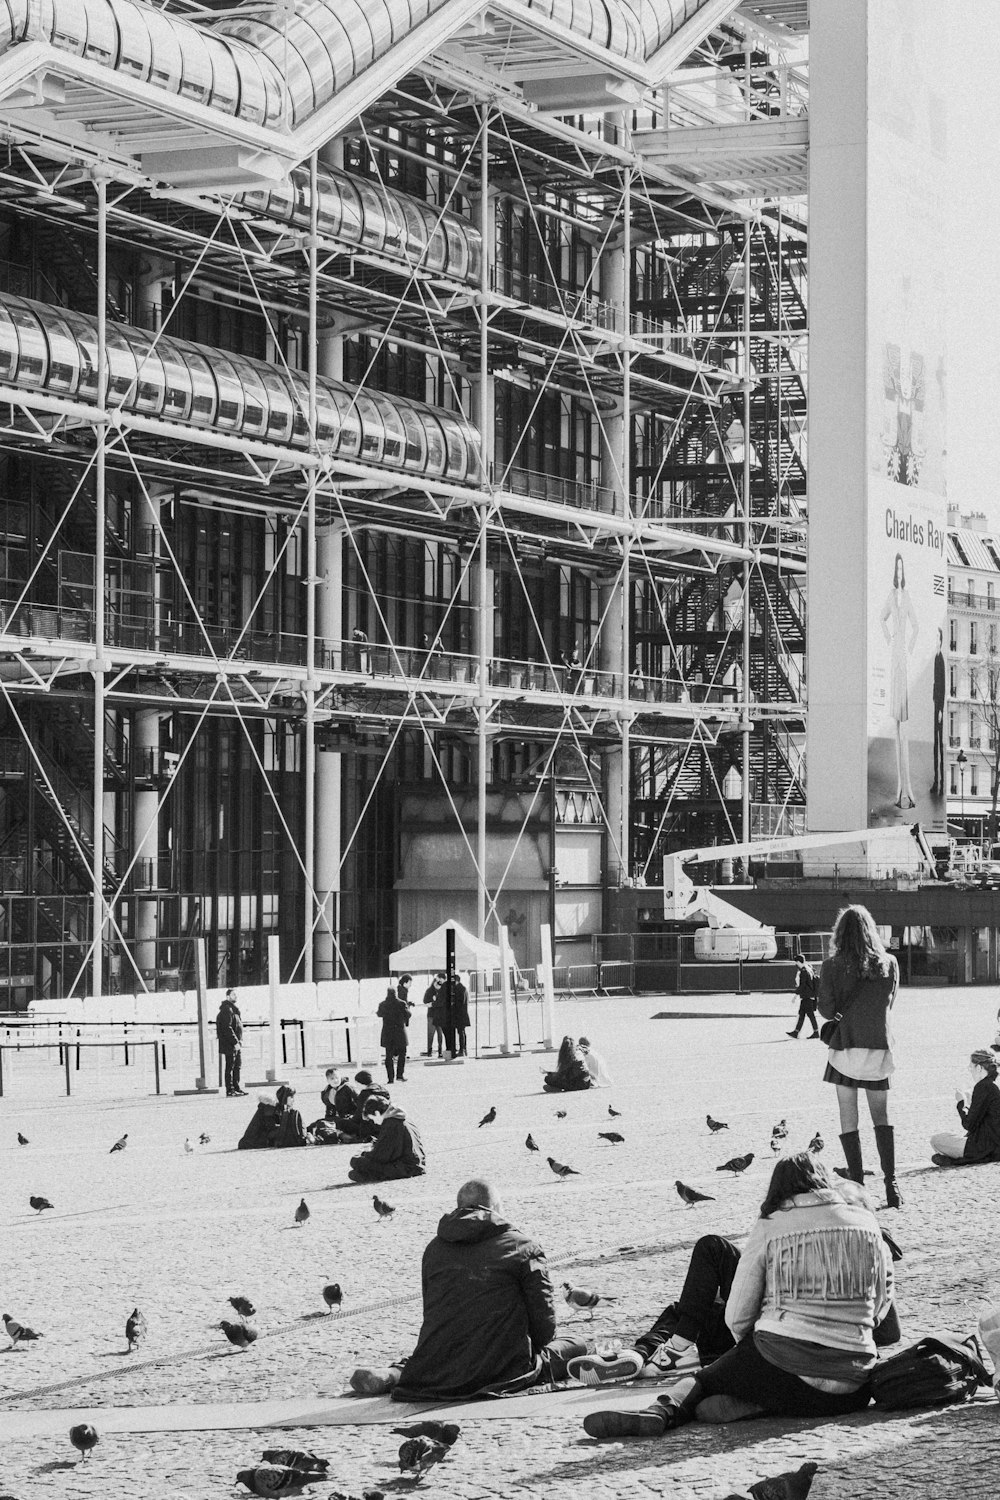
[215,988,247,1097]
[817,904,901,1207]
[787,953,820,1039]
[377,983,412,1083]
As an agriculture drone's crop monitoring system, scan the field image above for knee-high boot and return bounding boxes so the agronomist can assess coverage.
[835,1130,865,1185]
[874,1124,902,1208]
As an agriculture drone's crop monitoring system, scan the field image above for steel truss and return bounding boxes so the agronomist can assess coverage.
[0,2,808,996]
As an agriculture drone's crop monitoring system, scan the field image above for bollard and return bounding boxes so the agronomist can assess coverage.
[299,1019,306,1068]
[76,1028,81,1072]
[160,1028,167,1070]
[153,1043,161,1096]
[0,1046,4,1097]
[280,1021,288,1066]
[64,1045,72,1097]
[124,1022,130,1068]
[344,1018,352,1064]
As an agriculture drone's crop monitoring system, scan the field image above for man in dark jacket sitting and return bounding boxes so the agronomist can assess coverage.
[348,1102,425,1182]
[349,1179,586,1397]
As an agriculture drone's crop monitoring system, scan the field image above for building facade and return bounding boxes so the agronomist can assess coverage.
[946,510,1000,840]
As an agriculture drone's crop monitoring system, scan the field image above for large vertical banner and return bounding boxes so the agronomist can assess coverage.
[865,0,947,830]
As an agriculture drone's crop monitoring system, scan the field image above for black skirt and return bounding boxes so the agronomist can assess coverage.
[823,1061,890,1091]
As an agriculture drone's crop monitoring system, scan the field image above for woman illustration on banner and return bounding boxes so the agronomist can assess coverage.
[880,552,919,809]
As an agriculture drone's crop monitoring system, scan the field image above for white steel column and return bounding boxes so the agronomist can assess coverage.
[620,159,632,883]
[741,222,753,842]
[303,150,320,983]
[474,107,494,939]
[134,705,160,977]
[91,174,108,999]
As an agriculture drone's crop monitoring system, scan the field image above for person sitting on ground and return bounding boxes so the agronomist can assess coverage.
[931,1049,1000,1166]
[578,1036,613,1087]
[542,1035,593,1092]
[583,1152,892,1438]
[349,1178,587,1399]
[570,1195,902,1388]
[237,1094,280,1150]
[347,1100,425,1183]
[272,1084,311,1148]
[335,1071,390,1141]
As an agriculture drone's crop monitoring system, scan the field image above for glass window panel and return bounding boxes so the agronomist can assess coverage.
[42,311,81,395]
[0,303,19,383]
[211,350,245,429]
[326,384,361,457]
[313,383,340,446]
[115,7,152,79]
[423,222,449,276]
[256,365,294,442]
[373,394,405,464]
[157,340,194,421]
[336,178,364,246]
[444,221,470,282]
[104,325,138,405]
[5,299,48,386]
[320,17,358,93]
[231,52,268,126]
[49,0,88,55]
[124,330,166,414]
[420,414,447,476]
[58,307,99,400]
[287,372,311,443]
[399,200,429,265]
[364,0,394,50]
[82,0,118,65]
[208,41,240,115]
[143,9,183,93]
[177,27,215,105]
[314,170,344,239]
[284,16,333,110]
[356,180,388,252]
[354,391,385,461]
[230,355,268,437]
[180,347,218,423]
[332,0,374,75]
[219,19,314,122]
[442,417,472,480]
[396,402,427,468]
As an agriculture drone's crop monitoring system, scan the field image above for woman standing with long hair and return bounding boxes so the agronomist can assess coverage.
[818,904,901,1207]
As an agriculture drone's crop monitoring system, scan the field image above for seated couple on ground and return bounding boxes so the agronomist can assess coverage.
[542,1035,612,1092]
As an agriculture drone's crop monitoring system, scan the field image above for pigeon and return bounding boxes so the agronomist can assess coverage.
[478,1106,497,1127]
[69,1424,99,1460]
[260,1450,329,1475]
[29,1195,53,1214]
[398,1436,450,1477]
[808,1133,824,1154]
[220,1319,258,1351]
[748,1461,819,1500]
[199,1133,211,1145]
[125,1308,147,1351]
[229,1296,256,1320]
[525,1133,539,1153]
[322,1283,342,1311]
[771,1119,788,1139]
[770,1136,782,1152]
[555,1109,567,1119]
[16,1132,28,1145]
[716,1152,755,1176]
[110,1133,128,1153]
[547,1156,580,1180]
[3,1313,41,1347]
[294,1198,310,1226]
[562,1283,618,1317]
[183,1137,194,1155]
[608,1105,622,1118]
[598,1131,625,1144]
[676,1179,715,1208]
[373,1195,396,1221]
[707,1114,729,1132]
[237,1466,323,1495]
[391,1421,460,1447]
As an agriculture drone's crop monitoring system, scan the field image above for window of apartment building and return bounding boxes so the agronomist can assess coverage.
[968,579,977,606]
[950,764,958,795]
[991,623,999,655]
[971,766,979,797]
[970,668,979,698]
[971,621,978,654]
[970,712,979,746]
[950,664,958,696]
[950,618,958,651]
[989,581,996,611]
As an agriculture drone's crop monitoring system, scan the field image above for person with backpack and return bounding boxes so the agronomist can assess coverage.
[787,953,820,1039]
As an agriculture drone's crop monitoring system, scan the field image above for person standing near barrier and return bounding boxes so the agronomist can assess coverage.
[422,973,446,1057]
[378,984,412,1083]
[216,988,247,1097]
[452,973,470,1057]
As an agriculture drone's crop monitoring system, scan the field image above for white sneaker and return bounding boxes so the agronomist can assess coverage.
[567,1350,644,1387]
[638,1343,701,1379]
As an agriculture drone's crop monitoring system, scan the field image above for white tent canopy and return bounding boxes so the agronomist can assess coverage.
[389,921,502,974]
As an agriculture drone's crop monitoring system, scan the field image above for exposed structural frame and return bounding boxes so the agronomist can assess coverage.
[0,0,808,997]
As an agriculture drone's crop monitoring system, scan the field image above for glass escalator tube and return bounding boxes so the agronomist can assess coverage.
[353,390,386,466]
[41,309,83,397]
[3,297,49,388]
[180,345,219,428]
[123,326,167,416]
[255,362,295,445]
[371,391,406,466]
[104,323,140,408]
[229,354,270,441]
[174,19,216,107]
[0,300,22,385]
[209,349,246,432]
[324,382,362,461]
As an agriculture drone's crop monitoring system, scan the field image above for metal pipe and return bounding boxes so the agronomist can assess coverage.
[620,156,632,886]
[92,173,108,1002]
[742,221,752,843]
[476,106,491,941]
[303,148,319,984]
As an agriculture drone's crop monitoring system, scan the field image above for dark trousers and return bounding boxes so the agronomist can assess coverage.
[222,1046,242,1093]
[456,1027,467,1056]
[790,998,818,1036]
[635,1234,738,1365]
[441,1021,456,1056]
[933,707,944,790]
[385,1046,406,1082]
[682,1334,871,1419]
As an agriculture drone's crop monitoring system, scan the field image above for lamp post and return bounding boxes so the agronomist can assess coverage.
[957,748,968,831]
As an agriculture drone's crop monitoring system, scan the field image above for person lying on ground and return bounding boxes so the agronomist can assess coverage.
[583,1152,893,1438]
[931,1048,1000,1166]
[349,1178,587,1399]
[347,1101,425,1183]
[542,1035,593,1092]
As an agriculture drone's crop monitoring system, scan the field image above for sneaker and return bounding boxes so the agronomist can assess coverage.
[809,1032,822,1039]
[568,1351,644,1387]
[583,1407,666,1440]
[786,1030,799,1038]
[639,1344,701,1379]
[350,1367,397,1395]
[231,1088,248,1096]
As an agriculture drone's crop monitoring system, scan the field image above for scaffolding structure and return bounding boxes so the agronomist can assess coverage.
[0,0,809,999]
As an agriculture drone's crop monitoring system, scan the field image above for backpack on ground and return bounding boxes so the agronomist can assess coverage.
[871,1333,990,1411]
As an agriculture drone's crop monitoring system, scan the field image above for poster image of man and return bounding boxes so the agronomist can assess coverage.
[932,626,945,796]
[880,551,919,809]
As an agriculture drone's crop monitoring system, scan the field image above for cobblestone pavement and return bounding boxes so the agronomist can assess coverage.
[2,986,1000,1498]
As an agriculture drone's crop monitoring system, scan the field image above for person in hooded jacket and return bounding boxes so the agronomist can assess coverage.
[349,1178,587,1398]
[215,989,247,1097]
[336,1071,391,1141]
[347,1101,425,1182]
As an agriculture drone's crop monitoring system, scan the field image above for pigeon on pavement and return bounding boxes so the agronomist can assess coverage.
[771,1119,788,1139]
[229,1296,256,1320]
[608,1105,622,1118]
[322,1283,343,1311]
[125,1308,147,1352]
[260,1450,329,1475]
[110,1133,128,1153]
[748,1461,819,1500]
[28,1196,53,1214]
[478,1106,497,1127]
[398,1436,450,1477]
[525,1133,539,1152]
[16,1132,28,1145]
[716,1152,755,1176]
[808,1133,824,1154]
[676,1180,715,1208]
[184,1138,194,1155]
[598,1131,625,1144]
[555,1109,567,1119]
[69,1424,99,1460]
[237,1465,323,1495]
[770,1136,782,1152]
[220,1319,258,1351]
[563,1283,617,1317]
[391,1421,460,1447]
[294,1198,310,1226]
[373,1195,396,1221]
[3,1313,41,1348]
[547,1156,580,1180]
[707,1114,729,1132]
[199,1133,211,1145]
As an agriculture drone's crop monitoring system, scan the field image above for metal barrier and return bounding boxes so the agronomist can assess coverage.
[597,960,634,995]
[0,1040,161,1097]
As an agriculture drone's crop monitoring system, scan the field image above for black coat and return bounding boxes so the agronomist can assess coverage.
[215,1000,243,1050]
[392,1207,555,1401]
[378,992,412,1050]
[958,1076,1000,1162]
